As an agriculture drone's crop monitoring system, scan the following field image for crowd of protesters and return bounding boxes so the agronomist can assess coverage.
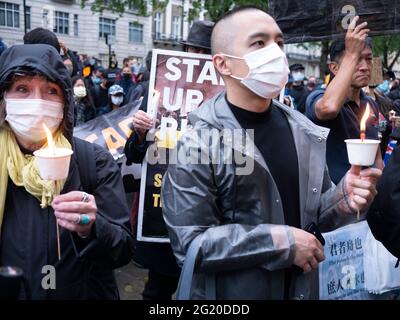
[2,4,400,301]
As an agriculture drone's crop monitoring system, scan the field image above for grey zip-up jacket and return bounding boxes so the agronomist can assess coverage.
[161,91,358,300]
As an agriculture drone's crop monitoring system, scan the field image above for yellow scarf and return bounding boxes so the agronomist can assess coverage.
[0,128,71,231]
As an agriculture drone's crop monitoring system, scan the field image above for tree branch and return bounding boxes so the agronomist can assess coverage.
[389,50,400,70]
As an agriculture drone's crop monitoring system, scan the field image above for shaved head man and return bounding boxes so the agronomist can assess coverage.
[161,6,381,300]
[212,7,285,112]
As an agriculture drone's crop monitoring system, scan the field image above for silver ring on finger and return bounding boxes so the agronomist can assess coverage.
[75,214,81,225]
[81,192,90,203]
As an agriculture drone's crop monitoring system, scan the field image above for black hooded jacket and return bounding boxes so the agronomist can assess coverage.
[367,144,400,259]
[0,44,134,300]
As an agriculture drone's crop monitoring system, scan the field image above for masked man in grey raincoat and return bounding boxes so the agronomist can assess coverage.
[161,6,382,300]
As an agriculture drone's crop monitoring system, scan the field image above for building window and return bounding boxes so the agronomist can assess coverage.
[129,22,143,43]
[73,14,78,36]
[99,17,116,39]
[154,12,163,39]
[54,11,69,35]
[172,16,181,39]
[25,6,30,30]
[0,2,20,28]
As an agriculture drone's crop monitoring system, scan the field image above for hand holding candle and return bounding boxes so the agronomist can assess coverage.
[33,124,73,180]
[343,165,381,217]
[33,124,74,260]
[52,191,97,238]
[344,103,382,219]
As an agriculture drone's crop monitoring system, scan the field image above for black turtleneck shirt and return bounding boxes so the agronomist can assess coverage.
[227,98,301,229]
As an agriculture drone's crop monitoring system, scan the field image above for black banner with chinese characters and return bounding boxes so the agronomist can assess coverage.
[268,0,400,43]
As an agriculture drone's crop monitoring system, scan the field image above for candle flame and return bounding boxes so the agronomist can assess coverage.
[360,103,370,134]
[42,123,55,151]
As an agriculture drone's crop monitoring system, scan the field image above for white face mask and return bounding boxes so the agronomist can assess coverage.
[222,43,290,99]
[5,98,64,143]
[74,86,87,98]
[111,96,124,106]
[292,71,305,82]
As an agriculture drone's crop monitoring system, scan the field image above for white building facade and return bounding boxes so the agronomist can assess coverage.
[0,0,153,66]
[1,1,322,76]
[285,43,321,79]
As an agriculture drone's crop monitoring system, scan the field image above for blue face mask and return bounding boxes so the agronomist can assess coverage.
[292,71,305,82]
[92,76,101,85]
[377,80,390,95]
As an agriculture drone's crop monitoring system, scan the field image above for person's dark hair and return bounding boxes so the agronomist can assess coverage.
[211,5,266,55]
[385,70,396,80]
[330,36,373,62]
[63,56,72,63]
[71,75,95,108]
[23,28,61,53]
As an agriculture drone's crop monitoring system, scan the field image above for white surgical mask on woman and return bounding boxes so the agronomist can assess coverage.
[74,86,87,98]
[222,42,290,99]
[5,98,64,142]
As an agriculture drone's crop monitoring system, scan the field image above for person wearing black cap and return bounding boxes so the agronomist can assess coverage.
[181,20,214,54]
[288,63,310,114]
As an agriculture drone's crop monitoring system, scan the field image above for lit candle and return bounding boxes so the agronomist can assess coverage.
[34,124,74,261]
[43,123,56,156]
[151,90,160,129]
[360,103,370,142]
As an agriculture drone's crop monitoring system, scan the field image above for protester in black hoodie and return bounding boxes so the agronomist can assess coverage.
[0,44,134,300]
[368,144,400,260]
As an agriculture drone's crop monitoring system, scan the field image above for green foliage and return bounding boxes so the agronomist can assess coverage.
[79,0,167,17]
[191,0,268,22]
[372,35,400,70]
[80,0,268,22]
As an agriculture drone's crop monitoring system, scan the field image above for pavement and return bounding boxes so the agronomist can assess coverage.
[115,261,148,300]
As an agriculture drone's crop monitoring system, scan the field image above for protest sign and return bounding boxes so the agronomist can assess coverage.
[269,0,400,43]
[137,49,225,242]
[319,221,400,300]
[73,100,142,192]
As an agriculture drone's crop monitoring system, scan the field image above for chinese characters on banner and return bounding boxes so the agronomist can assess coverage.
[319,221,399,300]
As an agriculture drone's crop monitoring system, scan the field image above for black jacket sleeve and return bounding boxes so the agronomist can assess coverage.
[72,144,135,268]
[367,144,400,258]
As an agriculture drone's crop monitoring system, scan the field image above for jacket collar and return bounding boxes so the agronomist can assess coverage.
[189,91,330,227]
[189,91,329,143]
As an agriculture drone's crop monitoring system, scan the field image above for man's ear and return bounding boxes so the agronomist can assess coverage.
[329,61,339,76]
[213,54,231,76]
